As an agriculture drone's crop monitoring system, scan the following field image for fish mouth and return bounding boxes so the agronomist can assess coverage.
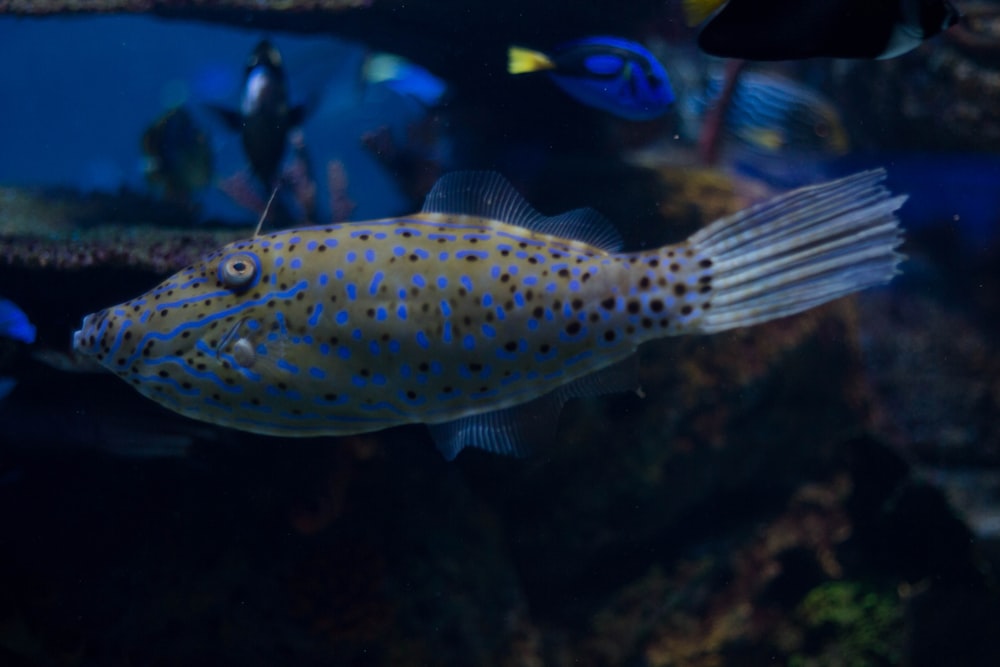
[72,310,105,357]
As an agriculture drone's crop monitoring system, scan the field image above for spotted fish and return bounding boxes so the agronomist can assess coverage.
[72,170,905,459]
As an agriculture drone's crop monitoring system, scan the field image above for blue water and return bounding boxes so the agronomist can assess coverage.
[0,15,430,221]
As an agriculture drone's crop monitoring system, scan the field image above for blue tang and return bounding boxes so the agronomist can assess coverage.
[508,37,675,121]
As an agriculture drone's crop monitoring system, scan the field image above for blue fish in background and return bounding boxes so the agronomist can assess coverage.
[688,71,850,158]
[141,105,214,202]
[362,53,448,108]
[508,37,675,120]
[0,297,35,401]
[0,298,35,345]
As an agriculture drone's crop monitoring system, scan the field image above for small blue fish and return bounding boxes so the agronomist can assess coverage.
[508,37,675,120]
[72,170,904,460]
[0,298,35,345]
[363,53,448,107]
[0,297,35,402]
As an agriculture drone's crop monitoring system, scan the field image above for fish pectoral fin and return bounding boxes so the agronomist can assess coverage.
[287,104,309,128]
[205,105,245,131]
[428,355,639,461]
[419,171,624,251]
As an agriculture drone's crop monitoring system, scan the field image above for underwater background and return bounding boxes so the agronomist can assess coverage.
[1,1,999,665]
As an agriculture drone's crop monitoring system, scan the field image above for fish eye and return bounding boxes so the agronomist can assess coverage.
[219,252,259,291]
[814,120,831,138]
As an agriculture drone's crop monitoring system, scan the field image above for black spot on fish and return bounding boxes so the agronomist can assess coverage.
[604,330,616,341]
[601,297,615,310]
[650,299,664,313]
[674,284,687,296]
[565,321,581,335]
[539,343,551,353]
[649,258,659,268]
[639,277,651,290]
[626,300,640,314]
[681,305,693,315]
[504,341,517,352]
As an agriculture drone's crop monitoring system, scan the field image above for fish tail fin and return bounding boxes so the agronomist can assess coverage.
[683,169,906,334]
[508,46,555,75]
[682,0,728,25]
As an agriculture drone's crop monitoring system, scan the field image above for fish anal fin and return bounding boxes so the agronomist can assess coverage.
[428,354,638,460]
[427,394,561,461]
[556,354,639,402]
[420,171,623,252]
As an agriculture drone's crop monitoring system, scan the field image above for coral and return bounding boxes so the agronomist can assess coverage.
[0,186,241,272]
[790,581,904,667]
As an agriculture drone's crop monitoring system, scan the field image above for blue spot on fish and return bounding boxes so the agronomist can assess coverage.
[276,359,299,374]
[309,304,323,327]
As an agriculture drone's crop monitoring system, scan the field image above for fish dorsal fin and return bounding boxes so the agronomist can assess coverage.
[427,355,639,460]
[421,171,624,252]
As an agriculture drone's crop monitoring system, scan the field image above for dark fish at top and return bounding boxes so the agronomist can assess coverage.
[141,106,214,201]
[72,170,904,461]
[209,40,307,187]
[508,37,675,120]
[684,0,961,60]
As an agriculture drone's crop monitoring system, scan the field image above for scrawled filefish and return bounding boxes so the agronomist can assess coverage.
[72,171,905,460]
